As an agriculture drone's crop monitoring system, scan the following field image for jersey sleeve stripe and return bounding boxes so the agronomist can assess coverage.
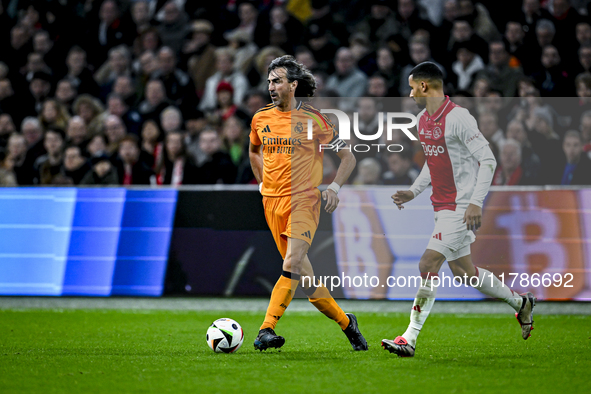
[302,105,329,130]
[254,104,276,115]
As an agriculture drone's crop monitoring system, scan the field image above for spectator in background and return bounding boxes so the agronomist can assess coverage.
[229,0,259,44]
[22,52,53,83]
[531,45,573,96]
[29,72,53,115]
[3,133,27,185]
[456,0,499,42]
[61,144,91,185]
[55,79,78,114]
[522,19,556,75]
[0,148,17,185]
[505,119,541,183]
[307,0,349,48]
[574,45,591,76]
[73,95,105,137]
[305,22,339,73]
[39,99,70,131]
[134,28,163,58]
[295,46,318,73]
[355,0,398,47]
[86,134,109,158]
[450,39,485,91]
[195,128,236,184]
[549,0,583,58]
[138,79,171,124]
[140,119,164,169]
[66,116,89,148]
[62,46,100,98]
[107,93,142,136]
[116,134,154,185]
[86,0,134,67]
[254,5,304,54]
[382,146,419,185]
[80,154,119,185]
[153,47,198,117]
[350,33,377,76]
[353,157,382,185]
[447,17,489,64]
[160,106,183,134]
[211,82,244,123]
[221,116,248,167]
[4,24,32,72]
[20,117,44,163]
[375,46,401,97]
[504,20,527,66]
[476,40,523,98]
[94,45,132,99]
[579,110,591,153]
[157,130,199,185]
[326,47,368,98]
[520,0,553,37]
[104,115,127,155]
[492,139,533,185]
[185,20,217,97]
[113,75,139,109]
[367,74,390,97]
[478,112,504,158]
[247,46,286,91]
[528,107,564,184]
[131,0,153,36]
[200,48,249,111]
[559,130,591,185]
[0,114,16,148]
[242,90,270,118]
[34,128,65,185]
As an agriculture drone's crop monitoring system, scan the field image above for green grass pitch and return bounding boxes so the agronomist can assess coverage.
[0,308,589,393]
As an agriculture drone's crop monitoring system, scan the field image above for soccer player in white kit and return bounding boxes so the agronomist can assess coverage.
[381,62,536,357]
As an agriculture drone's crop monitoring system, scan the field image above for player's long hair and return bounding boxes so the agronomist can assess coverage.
[267,55,316,100]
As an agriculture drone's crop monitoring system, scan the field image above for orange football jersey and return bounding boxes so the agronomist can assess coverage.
[250,101,337,196]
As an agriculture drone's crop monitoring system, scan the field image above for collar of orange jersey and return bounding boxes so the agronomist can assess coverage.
[428,96,451,121]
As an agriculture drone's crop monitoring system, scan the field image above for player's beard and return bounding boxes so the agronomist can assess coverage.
[413,96,427,109]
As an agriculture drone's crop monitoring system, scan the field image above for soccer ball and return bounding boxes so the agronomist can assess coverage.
[206,318,244,353]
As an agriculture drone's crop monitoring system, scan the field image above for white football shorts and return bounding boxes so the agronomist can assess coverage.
[426,209,476,261]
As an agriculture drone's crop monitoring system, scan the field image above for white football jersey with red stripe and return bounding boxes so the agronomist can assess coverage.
[417,97,488,212]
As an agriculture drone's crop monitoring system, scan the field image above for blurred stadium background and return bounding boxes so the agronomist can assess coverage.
[0,0,590,301]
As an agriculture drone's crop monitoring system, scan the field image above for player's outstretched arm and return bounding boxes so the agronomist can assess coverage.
[249,142,263,189]
[392,190,414,210]
[392,162,431,210]
[322,149,356,214]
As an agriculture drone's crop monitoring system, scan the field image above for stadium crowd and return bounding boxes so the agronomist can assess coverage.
[0,0,590,187]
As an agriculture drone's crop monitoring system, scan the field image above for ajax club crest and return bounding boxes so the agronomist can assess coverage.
[432,127,442,140]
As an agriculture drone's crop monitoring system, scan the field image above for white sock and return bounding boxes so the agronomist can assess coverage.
[402,278,438,348]
[472,267,522,312]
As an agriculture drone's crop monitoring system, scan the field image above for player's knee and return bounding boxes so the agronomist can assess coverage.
[283,255,304,273]
[419,258,439,273]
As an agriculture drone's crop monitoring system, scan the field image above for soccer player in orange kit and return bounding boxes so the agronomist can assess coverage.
[249,55,368,351]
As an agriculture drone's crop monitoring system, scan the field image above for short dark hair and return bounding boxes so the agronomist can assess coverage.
[409,62,444,85]
[119,134,139,147]
[267,55,317,99]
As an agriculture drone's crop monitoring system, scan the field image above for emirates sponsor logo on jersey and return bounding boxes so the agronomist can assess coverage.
[421,142,446,156]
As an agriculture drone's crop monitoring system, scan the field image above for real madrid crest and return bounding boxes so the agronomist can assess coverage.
[295,122,303,133]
